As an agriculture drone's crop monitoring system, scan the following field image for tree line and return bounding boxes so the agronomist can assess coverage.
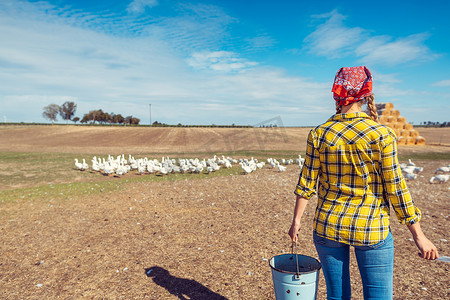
[42,101,140,125]
[418,121,450,127]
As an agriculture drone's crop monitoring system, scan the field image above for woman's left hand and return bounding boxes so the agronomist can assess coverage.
[413,235,439,260]
[288,222,301,242]
[408,222,439,260]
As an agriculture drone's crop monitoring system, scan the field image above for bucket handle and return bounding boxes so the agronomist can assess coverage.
[291,241,301,279]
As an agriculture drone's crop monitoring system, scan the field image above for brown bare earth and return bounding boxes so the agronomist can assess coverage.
[0,125,449,299]
[0,125,448,154]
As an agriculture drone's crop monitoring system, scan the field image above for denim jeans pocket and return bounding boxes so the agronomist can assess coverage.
[367,239,386,249]
[313,232,346,248]
[357,232,393,250]
[313,233,328,245]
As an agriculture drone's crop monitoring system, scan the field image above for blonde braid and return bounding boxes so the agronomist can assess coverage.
[366,94,378,122]
[335,101,342,114]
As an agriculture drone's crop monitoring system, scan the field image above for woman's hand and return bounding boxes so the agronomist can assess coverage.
[408,222,439,260]
[288,221,301,242]
[413,235,439,260]
[288,195,309,242]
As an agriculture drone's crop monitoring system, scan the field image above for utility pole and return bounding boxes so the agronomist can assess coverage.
[149,104,152,126]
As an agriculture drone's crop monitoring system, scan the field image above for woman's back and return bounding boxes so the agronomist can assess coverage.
[300,112,419,246]
[288,65,438,300]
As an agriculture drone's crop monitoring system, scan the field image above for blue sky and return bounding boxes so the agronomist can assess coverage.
[1,0,449,126]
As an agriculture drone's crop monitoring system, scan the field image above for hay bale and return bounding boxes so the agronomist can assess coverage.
[378,109,391,116]
[394,128,401,137]
[415,136,426,145]
[397,136,406,145]
[387,115,397,123]
[379,115,388,124]
[405,136,415,145]
[390,109,400,117]
[403,123,413,130]
[409,129,420,138]
[392,122,403,130]
[397,116,406,124]
[400,129,410,138]
[376,103,394,111]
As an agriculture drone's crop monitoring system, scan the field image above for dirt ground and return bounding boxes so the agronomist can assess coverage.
[0,125,448,154]
[0,125,449,299]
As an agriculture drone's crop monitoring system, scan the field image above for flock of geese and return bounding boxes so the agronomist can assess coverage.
[74,155,449,183]
[400,159,450,183]
[74,155,306,177]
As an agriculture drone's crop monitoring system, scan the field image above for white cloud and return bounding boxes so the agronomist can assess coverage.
[245,34,277,51]
[371,71,402,84]
[0,0,331,126]
[356,34,435,65]
[187,51,257,72]
[144,3,236,53]
[3,2,444,126]
[303,10,436,66]
[303,9,365,58]
[127,0,158,14]
[432,79,450,87]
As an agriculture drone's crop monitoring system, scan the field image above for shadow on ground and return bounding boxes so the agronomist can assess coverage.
[145,266,228,300]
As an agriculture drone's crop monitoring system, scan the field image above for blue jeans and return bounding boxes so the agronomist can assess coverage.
[313,231,394,300]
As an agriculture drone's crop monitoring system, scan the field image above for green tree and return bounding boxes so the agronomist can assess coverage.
[125,116,132,125]
[88,109,103,123]
[103,112,112,124]
[112,113,125,124]
[59,101,77,123]
[72,117,80,124]
[42,104,60,124]
[131,117,140,125]
[80,114,90,124]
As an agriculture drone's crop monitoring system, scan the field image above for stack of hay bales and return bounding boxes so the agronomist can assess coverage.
[376,103,425,145]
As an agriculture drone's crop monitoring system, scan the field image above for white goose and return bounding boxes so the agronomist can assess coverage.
[115,162,127,176]
[430,174,449,183]
[82,159,89,170]
[404,173,417,180]
[102,162,114,176]
[435,166,450,174]
[137,162,146,174]
[159,166,168,176]
[240,162,253,175]
[276,162,287,172]
[74,158,84,170]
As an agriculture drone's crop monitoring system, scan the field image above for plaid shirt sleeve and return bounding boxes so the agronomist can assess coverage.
[380,137,421,225]
[294,130,320,199]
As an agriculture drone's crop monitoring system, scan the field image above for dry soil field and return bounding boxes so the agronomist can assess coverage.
[0,125,449,299]
[0,125,448,154]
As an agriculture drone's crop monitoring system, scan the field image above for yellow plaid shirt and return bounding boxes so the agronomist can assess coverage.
[295,112,421,246]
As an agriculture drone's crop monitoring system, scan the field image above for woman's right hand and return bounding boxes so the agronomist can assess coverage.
[289,195,309,242]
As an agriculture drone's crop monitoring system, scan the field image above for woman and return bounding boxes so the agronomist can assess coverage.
[288,66,438,300]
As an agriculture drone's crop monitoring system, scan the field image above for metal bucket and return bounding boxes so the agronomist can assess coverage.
[269,246,321,300]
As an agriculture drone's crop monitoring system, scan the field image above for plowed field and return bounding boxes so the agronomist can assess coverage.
[0,125,449,299]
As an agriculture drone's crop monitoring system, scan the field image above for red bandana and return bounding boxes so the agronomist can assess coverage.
[332,66,373,106]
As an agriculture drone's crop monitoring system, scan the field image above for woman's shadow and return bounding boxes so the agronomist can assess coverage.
[145,266,228,300]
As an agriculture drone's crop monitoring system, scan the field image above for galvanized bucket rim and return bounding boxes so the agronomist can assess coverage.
[269,253,321,275]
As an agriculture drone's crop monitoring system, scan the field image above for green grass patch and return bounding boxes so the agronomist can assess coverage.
[0,152,96,190]
[0,164,244,203]
[1,149,447,204]
[0,180,124,204]
[3,151,289,193]
[398,152,450,161]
